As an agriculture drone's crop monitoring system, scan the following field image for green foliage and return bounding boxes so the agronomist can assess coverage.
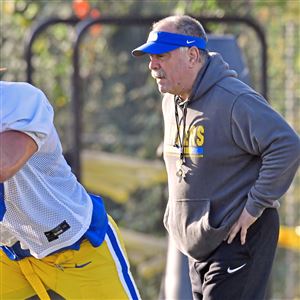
[120,184,167,236]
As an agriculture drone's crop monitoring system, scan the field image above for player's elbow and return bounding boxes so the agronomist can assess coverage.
[0,163,26,182]
[0,166,15,183]
[0,168,12,182]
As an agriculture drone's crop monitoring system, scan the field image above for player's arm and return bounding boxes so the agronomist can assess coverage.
[0,130,38,182]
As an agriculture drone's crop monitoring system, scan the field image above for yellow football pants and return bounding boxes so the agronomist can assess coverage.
[0,216,141,300]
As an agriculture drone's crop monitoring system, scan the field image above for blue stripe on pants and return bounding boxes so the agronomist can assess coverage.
[107,224,140,300]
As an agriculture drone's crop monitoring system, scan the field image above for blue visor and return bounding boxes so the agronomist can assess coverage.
[132,31,206,56]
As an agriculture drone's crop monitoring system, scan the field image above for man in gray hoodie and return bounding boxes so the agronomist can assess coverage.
[132,15,300,300]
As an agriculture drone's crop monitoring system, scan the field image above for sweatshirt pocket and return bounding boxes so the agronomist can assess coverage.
[166,198,230,261]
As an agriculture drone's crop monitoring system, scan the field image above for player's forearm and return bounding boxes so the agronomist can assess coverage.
[0,131,38,182]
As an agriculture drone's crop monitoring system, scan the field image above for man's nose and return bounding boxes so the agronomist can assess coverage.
[148,58,159,70]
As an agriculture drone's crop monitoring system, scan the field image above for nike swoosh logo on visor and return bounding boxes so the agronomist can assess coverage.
[186,40,195,44]
[227,263,247,274]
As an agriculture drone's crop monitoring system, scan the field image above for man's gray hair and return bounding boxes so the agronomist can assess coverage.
[153,15,207,41]
[152,15,208,61]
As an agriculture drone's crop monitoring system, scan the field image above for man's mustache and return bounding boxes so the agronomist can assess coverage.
[151,70,165,79]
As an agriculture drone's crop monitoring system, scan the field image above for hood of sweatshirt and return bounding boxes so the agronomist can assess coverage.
[188,52,237,103]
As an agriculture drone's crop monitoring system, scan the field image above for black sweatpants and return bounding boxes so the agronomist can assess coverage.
[188,208,280,300]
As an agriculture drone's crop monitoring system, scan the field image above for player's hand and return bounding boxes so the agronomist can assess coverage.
[226,208,257,245]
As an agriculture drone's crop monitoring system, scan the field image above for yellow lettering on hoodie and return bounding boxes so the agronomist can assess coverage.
[196,125,205,146]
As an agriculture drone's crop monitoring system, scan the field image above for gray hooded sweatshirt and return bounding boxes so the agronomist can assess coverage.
[162,53,300,261]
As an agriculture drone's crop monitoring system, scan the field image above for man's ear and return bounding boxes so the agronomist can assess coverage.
[188,46,200,66]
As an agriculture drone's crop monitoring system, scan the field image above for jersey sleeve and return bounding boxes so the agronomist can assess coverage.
[1,82,54,149]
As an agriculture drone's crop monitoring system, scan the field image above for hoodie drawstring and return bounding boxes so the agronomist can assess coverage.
[174,95,188,181]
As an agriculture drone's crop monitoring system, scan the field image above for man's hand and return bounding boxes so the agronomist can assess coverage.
[226,208,257,245]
